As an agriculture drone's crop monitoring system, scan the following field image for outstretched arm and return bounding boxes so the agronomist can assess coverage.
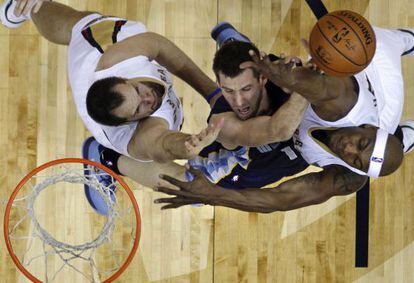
[154,165,368,213]
[99,32,218,101]
[240,51,356,108]
[128,117,223,163]
[210,92,308,148]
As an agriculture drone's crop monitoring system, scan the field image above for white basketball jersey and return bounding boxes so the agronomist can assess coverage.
[67,15,183,157]
[294,27,405,175]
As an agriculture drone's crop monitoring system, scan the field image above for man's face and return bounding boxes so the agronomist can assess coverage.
[327,125,378,172]
[218,68,267,120]
[111,81,163,122]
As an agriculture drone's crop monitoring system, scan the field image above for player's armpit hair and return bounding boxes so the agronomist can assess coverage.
[329,166,368,195]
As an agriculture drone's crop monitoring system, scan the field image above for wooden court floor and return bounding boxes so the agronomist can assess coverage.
[1,0,414,282]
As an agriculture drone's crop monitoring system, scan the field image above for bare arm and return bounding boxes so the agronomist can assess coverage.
[154,165,368,213]
[210,92,308,148]
[240,52,356,108]
[127,117,222,163]
[98,32,217,99]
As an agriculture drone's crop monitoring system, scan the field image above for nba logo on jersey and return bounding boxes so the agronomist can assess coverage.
[371,156,384,163]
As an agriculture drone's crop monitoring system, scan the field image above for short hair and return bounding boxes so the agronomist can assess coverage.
[212,41,261,80]
[380,134,404,176]
[86,77,128,126]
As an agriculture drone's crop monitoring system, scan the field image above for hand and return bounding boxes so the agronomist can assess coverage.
[14,0,49,17]
[184,118,224,158]
[239,50,301,90]
[154,165,218,209]
[301,38,324,74]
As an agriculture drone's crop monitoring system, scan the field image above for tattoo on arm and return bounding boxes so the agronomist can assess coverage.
[331,167,368,195]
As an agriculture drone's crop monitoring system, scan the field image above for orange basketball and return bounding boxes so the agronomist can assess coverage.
[309,10,376,77]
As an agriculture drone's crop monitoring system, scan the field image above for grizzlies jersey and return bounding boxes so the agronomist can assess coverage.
[189,81,308,189]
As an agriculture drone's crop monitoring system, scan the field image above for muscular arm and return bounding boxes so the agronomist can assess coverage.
[98,32,217,99]
[210,92,308,148]
[242,53,357,109]
[128,117,220,163]
[155,165,368,213]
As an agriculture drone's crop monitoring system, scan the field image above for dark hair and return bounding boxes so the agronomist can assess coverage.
[86,77,128,126]
[212,41,261,81]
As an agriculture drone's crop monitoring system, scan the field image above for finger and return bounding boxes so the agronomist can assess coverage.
[281,87,293,94]
[159,174,188,189]
[155,197,199,204]
[262,53,272,65]
[154,186,193,197]
[301,38,310,54]
[186,166,205,178]
[248,49,262,64]
[33,1,43,13]
[239,61,258,70]
[14,0,28,16]
[184,140,194,151]
[22,0,33,16]
[161,202,195,210]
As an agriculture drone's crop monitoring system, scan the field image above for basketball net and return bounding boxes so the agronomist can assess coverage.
[4,158,141,282]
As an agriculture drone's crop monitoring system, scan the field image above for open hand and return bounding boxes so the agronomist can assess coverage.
[154,165,218,209]
[184,118,224,158]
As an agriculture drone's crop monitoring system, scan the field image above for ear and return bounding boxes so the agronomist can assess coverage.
[259,74,268,86]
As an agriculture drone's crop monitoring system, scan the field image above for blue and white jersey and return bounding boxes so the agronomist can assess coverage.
[189,81,308,189]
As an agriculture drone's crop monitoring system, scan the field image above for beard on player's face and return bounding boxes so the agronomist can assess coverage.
[218,69,268,120]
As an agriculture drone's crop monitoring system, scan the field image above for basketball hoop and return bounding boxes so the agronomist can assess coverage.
[4,158,141,282]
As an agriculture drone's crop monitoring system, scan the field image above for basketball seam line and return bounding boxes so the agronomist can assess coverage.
[327,13,370,66]
[313,24,359,74]
[398,29,414,56]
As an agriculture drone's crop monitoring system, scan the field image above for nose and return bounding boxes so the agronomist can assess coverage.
[141,90,154,105]
[343,142,358,155]
[233,92,244,107]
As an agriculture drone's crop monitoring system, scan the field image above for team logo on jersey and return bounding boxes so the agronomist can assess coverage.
[371,156,384,163]
[231,175,239,182]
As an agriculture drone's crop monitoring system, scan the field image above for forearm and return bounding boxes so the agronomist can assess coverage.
[266,92,308,141]
[154,34,218,99]
[266,65,345,103]
[216,93,307,147]
[154,131,193,162]
[205,187,286,213]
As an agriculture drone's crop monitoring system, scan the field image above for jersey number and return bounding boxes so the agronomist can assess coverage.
[281,146,297,160]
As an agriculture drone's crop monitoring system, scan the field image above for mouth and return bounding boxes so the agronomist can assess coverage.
[237,106,251,118]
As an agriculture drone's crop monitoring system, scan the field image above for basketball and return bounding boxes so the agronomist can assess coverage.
[309,10,376,77]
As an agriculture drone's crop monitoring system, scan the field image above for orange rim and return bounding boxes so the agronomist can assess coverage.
[3,158,141,283]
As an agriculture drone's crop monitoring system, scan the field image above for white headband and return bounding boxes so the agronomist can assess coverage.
[366,128,389,178]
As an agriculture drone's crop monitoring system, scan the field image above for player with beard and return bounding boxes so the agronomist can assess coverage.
[186,37,309,189]
[153,26,414,212]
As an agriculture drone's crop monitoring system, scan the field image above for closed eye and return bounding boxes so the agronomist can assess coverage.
[354,156,362,169]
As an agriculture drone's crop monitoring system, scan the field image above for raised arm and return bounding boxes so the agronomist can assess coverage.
[240,51,357,108]
[98,32,218,100]
[127,117,222,163]
[210,92,308,148]
[154,165,368,213]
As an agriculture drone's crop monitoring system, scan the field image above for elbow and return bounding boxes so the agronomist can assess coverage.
[269,126,295,142]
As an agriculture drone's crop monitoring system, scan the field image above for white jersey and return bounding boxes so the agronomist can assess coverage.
[67,14,183,158]
[294,27,409,175]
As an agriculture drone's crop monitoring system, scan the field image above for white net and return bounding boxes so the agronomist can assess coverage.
[5,160,140,283]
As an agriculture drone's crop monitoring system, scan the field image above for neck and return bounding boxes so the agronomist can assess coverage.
[257,87,272,116]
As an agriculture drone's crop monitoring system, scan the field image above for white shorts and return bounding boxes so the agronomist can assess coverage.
[67,13,148,157]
